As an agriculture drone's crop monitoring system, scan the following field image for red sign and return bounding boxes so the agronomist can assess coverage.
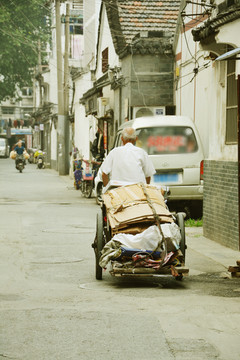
[103,121,107,150]
[147,135,186,152]
[26,135,32,148]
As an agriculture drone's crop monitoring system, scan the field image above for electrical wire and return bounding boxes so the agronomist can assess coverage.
[0,1,213,103]
[0,27,38,55]
[181,16,200,69]
[176,61,211,91]
[9,0,40,32]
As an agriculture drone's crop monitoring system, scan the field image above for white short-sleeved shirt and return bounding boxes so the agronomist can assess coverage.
[101,142,156,184]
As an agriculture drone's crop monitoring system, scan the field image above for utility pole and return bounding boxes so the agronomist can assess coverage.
[38,39,43,107]
[64,3,69,116]
[55,0,68,175]
[64,2,70,173]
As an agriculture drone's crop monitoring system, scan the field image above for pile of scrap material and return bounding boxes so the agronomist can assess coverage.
[102,183,173,235]
[228,260,240,278]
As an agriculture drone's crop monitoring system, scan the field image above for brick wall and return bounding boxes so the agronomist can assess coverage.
[203,160,239,250]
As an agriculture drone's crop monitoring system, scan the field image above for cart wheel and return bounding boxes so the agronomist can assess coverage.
[95,212,104,280]
[176,212,186,262]
[175,274,183,281]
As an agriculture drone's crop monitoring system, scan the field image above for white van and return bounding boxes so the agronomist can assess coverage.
[0,138,9,158]
[113,116,204,215]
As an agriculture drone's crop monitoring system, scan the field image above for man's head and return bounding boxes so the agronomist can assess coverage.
[121,127,137,145]
[17,140,22,147]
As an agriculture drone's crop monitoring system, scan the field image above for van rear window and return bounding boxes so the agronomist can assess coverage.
[135,127,198,155]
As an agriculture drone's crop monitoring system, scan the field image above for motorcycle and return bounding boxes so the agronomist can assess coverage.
[80,159,94,198]
[15,154,25,173]
[37,154,45,169]
[34,150,45,169]
[77,160,102,198]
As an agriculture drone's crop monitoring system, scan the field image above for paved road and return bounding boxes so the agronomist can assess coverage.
[0,158,240,360]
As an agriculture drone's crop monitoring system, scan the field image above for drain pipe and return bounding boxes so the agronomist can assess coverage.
[238,75,240,249]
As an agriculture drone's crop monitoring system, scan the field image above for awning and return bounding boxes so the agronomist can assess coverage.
[2,128,32,135]
[215,47,240,61]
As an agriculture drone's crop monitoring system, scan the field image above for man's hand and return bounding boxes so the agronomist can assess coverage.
[102,172,109,187]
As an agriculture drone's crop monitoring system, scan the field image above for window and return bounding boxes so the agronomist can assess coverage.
[69,20,83,35]
[102,48,108,73]
[116,126,198,155]
[21,87,33,97]
[226,58,238,144]
[2,107,14,114]
[69,10,83,35]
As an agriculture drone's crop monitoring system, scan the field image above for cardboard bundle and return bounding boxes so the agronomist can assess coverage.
[102,183,173,234]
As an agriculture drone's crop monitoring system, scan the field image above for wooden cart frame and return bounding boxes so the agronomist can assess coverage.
[92,203,188,281]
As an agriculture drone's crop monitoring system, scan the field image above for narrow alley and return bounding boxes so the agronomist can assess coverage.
[0,159,240,360]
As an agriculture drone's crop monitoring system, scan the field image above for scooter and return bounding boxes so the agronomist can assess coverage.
[80,160,94,198]
[34,150,45,169]
[15,154,25,173]
[37,153,45,169]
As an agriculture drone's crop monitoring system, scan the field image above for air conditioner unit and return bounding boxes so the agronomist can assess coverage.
[133,106,165,119]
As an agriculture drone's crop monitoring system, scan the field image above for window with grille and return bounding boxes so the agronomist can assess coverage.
[102,48,108,73]
[2,107,14,114]
[69,16,83,35]
[226,58,237,144]
[21,87,33,97]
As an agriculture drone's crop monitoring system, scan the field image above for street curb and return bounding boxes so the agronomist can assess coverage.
[186,227,240,269]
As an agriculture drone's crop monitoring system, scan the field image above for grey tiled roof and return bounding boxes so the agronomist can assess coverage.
[105,0,181,53]
[192,4,240,42]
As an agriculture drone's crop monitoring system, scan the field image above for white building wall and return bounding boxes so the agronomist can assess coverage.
[175,27,210,158]
[48,59,58,107]
[175,5,239,162]
[51,125,57,162]
[73,2,119,160]
[74,72,94,159]
[95,4,120,80]
[83,0,101,68]
[71,0,101,160]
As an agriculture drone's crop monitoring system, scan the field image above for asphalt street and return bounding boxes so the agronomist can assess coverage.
[0,158,240,360]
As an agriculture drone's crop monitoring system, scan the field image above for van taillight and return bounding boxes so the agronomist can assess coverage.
[200,160,204,180]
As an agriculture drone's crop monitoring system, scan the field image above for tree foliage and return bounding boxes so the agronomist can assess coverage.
[0,0,51,101]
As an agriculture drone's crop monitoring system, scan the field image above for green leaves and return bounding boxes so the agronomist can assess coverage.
[0,0,51,101]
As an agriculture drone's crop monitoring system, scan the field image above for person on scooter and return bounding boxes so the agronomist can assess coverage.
[14,140,25,155]
[14,140,26,168]
[101,127,155,187]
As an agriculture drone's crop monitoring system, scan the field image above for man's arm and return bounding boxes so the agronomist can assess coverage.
[142,150,155,183]
[102,172,109,187]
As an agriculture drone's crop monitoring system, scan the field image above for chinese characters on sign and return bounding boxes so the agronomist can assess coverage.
[147,135,186,152]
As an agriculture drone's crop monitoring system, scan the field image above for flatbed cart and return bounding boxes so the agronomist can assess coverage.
[92,184,189,281]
